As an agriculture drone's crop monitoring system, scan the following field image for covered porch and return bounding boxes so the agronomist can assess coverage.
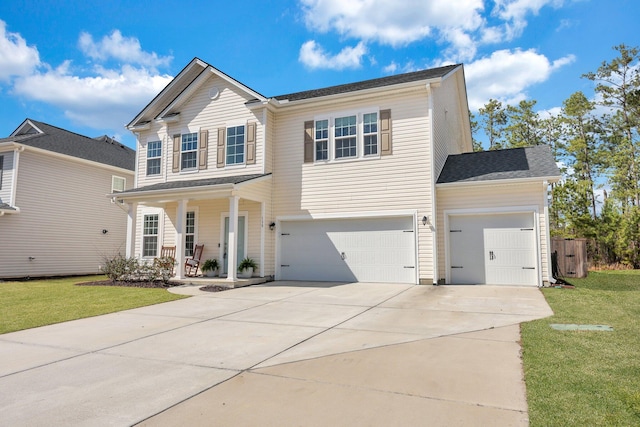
[112,174,273,281]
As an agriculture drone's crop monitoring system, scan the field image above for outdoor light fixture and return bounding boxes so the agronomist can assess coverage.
[422,216,429,226]
[269,222,276,231]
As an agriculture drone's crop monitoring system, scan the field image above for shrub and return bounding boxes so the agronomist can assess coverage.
[102,255,174,284]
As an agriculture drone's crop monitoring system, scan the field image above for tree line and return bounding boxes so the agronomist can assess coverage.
[471,45,640,268]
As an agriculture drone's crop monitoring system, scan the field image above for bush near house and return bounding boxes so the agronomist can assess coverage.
[102,255,174,283]
[521,270,640,426]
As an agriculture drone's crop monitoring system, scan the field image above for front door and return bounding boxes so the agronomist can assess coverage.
[223,215,246,275]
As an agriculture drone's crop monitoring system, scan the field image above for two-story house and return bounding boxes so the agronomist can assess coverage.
[116,58,560,286]
[0,119,135,278]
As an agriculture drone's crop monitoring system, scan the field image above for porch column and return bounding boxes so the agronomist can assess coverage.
[125,202,137,258]
[226,195,239,281]
[175,199,187,279]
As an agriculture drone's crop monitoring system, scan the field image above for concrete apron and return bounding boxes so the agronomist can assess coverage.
[0,282,553,427]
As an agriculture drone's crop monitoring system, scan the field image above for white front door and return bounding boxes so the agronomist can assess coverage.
[222,215,246,275]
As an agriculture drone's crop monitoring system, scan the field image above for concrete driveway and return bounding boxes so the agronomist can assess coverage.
[0,281,552,426]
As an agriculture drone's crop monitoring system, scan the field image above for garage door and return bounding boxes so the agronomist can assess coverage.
[448,213,538,286]
[279,217,416,283]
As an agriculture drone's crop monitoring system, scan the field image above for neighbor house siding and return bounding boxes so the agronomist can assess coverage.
[0,150,15,205]
[273,90,436,281]
[0,150,133,278]
[436,181,549,283]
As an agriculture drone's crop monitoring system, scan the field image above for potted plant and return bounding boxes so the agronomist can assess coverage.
[201,259,219,277]
[237,257,257,278]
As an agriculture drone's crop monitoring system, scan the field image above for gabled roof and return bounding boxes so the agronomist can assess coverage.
[274,64,460,102]
[437,145,561,185]
[4,119,135,171]
[128,58,267,129]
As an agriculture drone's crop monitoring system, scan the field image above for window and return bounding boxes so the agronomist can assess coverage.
[147,141,162,175]
[334,115,357,159]
[181,133,198,170]
[226,125,245,165]
[315,120,328,161]
[185,211,195,256]
[112,176,126,193]
[363,112,378,156]
[143,214,159,257]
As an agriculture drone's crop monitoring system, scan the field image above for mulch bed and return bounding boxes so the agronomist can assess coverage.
[199,285,232,293]
[76,280,180,289]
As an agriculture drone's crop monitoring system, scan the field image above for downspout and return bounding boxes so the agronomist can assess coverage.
[543,180,557,285]
[426,83,439,285]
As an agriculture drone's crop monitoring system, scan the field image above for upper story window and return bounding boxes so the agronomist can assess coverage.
[147,141,162,176]
[181,133,198,170]
[304,109,390,164]
[315,120,328,161]
[226,125,245,166]
[112,176,126,193]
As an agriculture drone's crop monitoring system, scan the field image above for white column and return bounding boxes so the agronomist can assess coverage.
[175,199,187,279]
[226,195,239,281]
[259,202,265,277]
[125,202,137,258]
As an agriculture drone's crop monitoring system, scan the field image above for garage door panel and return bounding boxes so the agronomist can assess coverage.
[280,217,416,284]
[448,214,538,286]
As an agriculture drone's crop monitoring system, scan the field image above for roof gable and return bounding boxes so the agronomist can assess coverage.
[5,119,135,171]
[437,145,561,184]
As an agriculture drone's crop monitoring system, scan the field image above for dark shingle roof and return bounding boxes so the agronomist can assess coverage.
[437,145,561,184]
[274,64,460,102]
[7,120,135,171]
[120,173,271,194]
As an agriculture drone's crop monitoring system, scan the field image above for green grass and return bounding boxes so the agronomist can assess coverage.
[0,275,187,334]
[521,271,640,426]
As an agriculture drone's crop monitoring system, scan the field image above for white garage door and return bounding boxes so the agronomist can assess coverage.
[279,217,416,283]
[448,213,538,286]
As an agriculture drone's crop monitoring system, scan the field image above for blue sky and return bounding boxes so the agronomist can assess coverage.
[0,0,636,149]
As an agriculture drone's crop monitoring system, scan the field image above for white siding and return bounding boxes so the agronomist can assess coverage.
[135,75,265,188]
[0,150,134,278]
[273,91,435,282]
[0,150,14,205]
[436,181,550,283]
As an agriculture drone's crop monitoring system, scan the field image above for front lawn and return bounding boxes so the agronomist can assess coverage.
[0,275,187,334]
[521,270,640,426]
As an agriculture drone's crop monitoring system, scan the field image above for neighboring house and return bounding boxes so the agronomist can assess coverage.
[0,120,135,278]
[116,57,560,286]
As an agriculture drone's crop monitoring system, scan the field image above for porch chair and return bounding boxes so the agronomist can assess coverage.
[155,246,177,276]
[184,244,204,277]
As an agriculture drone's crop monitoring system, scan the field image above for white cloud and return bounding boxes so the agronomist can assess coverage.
[78,30,172,69]
[13,63,173,130]
[299,40,367,70]
[0,20,40,82]
[465,48,575,110]
[492,0,565,39]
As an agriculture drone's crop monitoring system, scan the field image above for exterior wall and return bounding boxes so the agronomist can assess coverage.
[0,150,15,205]
[436,181,550,283]
[272,89,436,281]
[0,150,134,278]
[135,75,265,188]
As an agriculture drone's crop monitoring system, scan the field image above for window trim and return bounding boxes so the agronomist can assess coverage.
[111,175,126,193]
[225,124,246,167]
[146,140,162,176]
[312,107,380,164]
[180,132,198,172]
[0,155,3,190]
[142,213,159,258]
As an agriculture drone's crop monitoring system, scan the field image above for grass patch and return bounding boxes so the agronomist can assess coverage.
[521,271,640,426]
[0,275,187,334]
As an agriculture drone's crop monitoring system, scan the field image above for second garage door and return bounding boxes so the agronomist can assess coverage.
[279,216,416,283]
[448,213,538,286]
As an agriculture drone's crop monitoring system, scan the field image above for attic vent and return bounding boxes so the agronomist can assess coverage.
[209,87,220,100]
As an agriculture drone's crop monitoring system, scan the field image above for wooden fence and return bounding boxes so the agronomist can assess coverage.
[551,238,588,278]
